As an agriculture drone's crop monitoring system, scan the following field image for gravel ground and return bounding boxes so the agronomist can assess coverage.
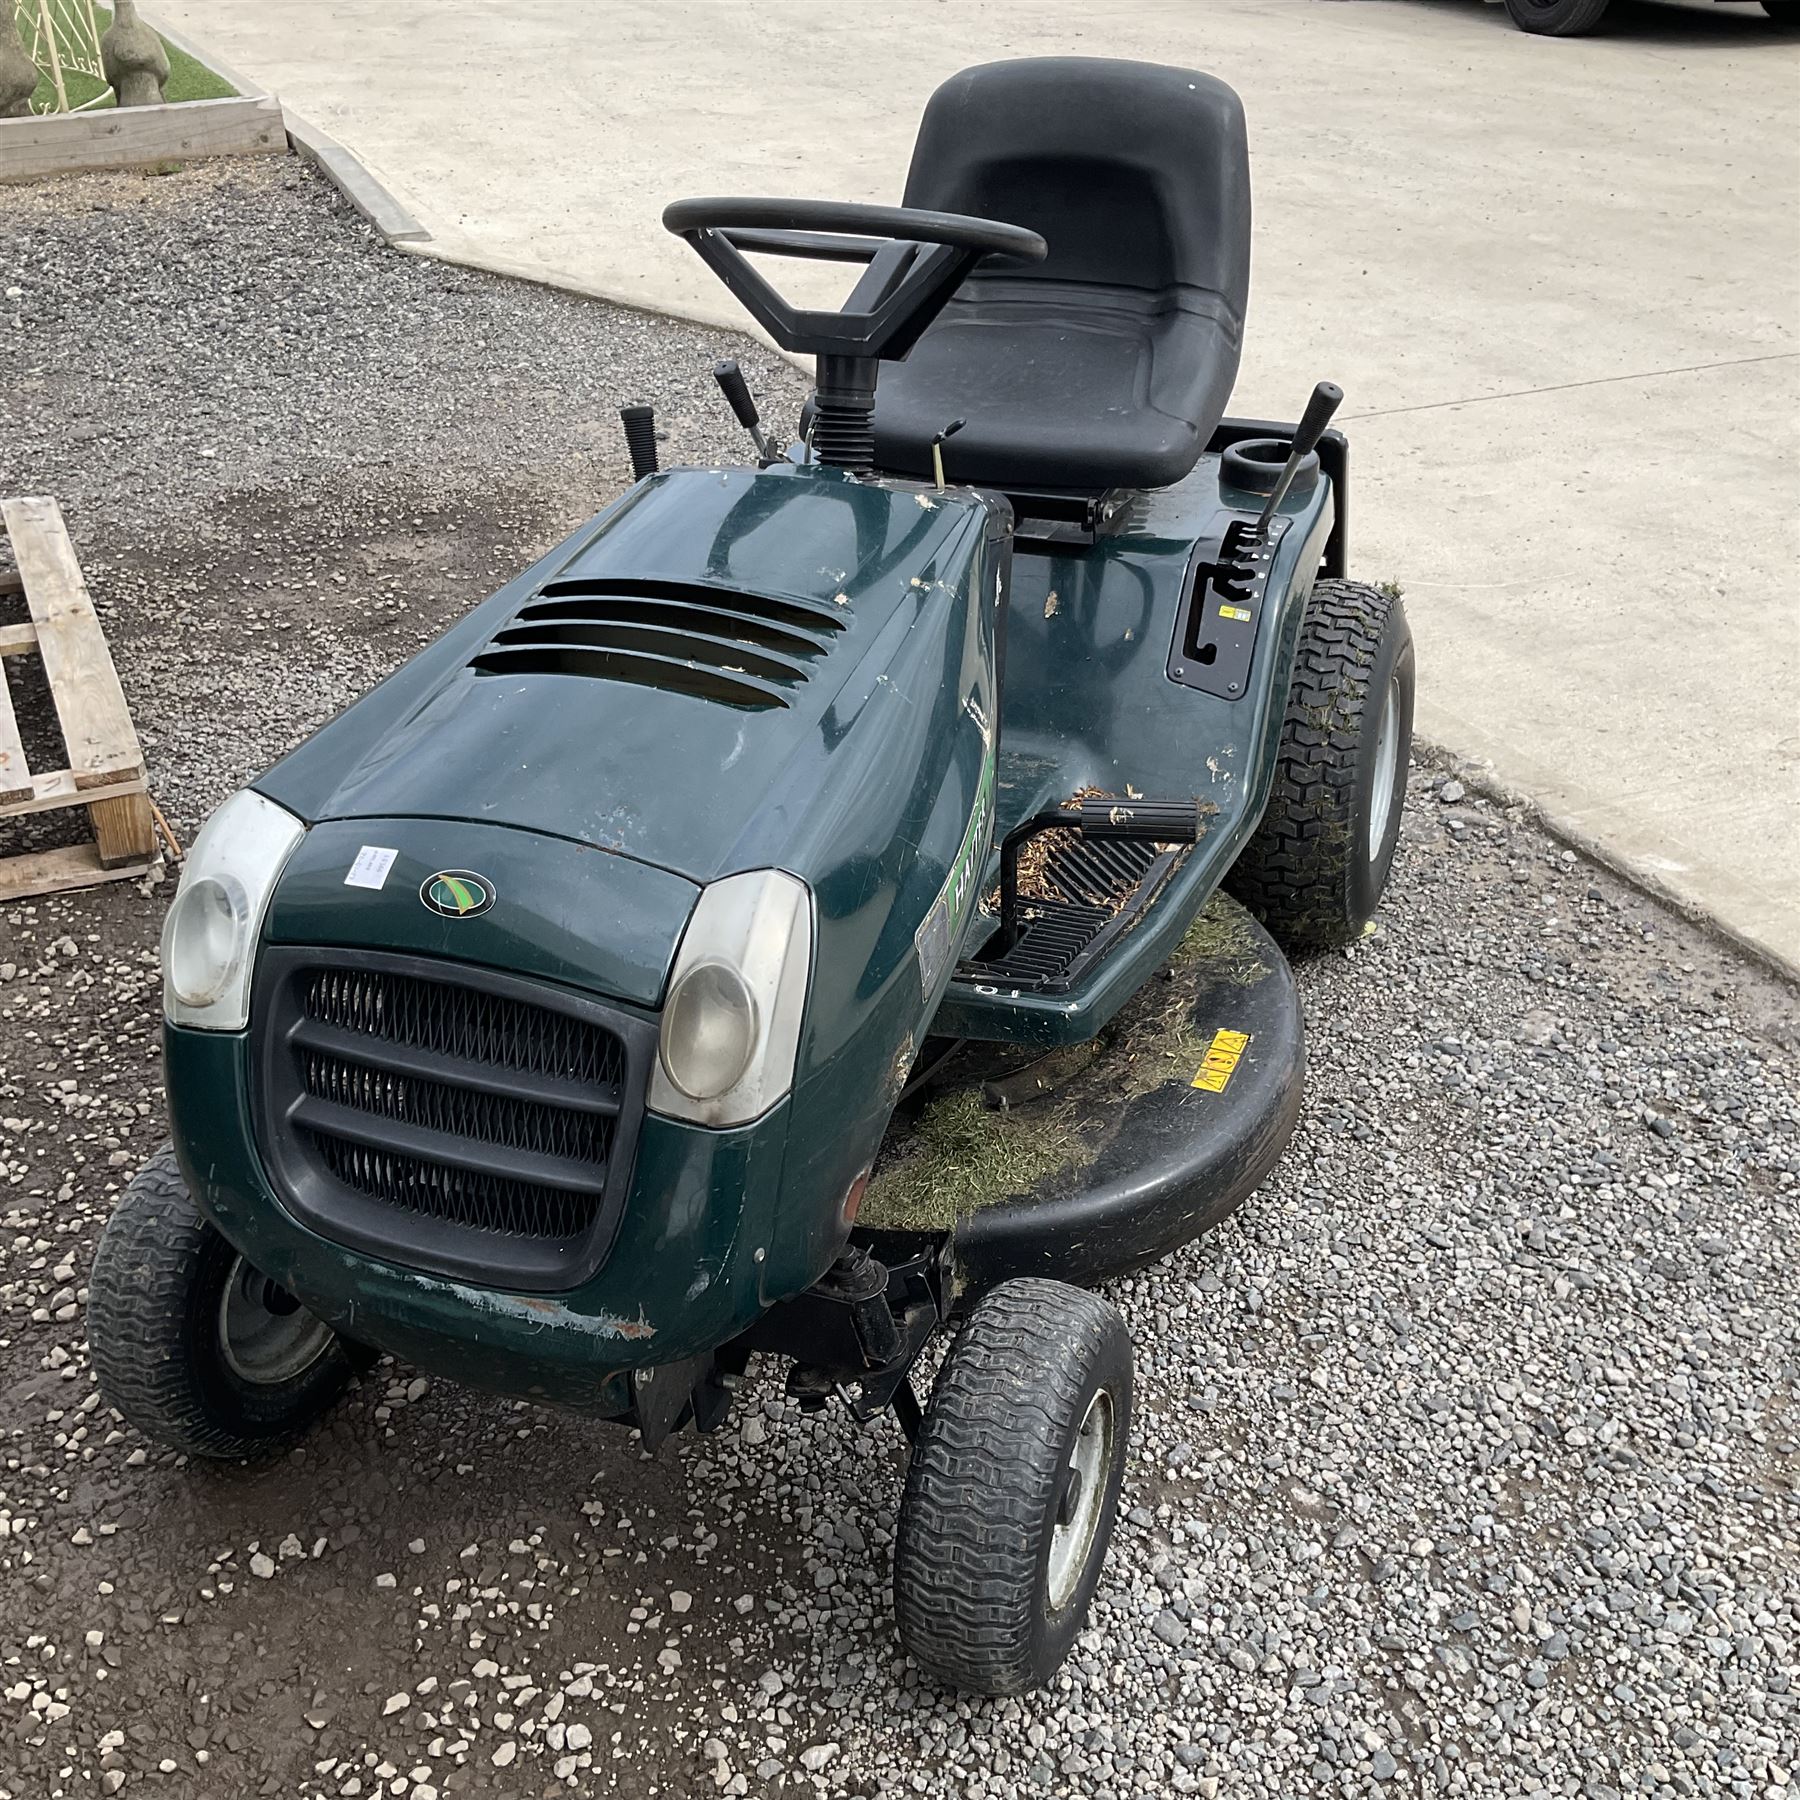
[2,158,1797,1800]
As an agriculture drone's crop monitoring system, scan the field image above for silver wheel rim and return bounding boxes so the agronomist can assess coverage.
[217,1256,335,1385]
[1047,1387,1115,1613]
[1367,676,1401,862]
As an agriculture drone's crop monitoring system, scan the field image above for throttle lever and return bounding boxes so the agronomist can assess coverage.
[713,360,774,461]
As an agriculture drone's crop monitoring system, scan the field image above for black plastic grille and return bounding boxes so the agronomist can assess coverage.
[310,1134,597,1242]
[300,1050,612,1165]
[472,576,848,712]
[301,967,623,1087]
[254,950,651,1292]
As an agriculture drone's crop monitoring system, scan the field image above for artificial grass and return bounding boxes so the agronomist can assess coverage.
[26,6,236,113]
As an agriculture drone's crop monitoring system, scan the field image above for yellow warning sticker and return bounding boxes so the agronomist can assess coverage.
[1218,604,1252,622]
[1190,1028,1251,1093]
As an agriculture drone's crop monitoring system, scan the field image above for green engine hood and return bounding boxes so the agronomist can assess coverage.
[257,464,1003,890]
[262,816,696,1009]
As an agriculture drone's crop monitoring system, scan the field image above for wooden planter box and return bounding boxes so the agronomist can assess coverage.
[0,93,284,183]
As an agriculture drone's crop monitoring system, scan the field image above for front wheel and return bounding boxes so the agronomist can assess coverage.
[88,1146,366,1458]
[1503,0,1611,32]
[894,1278,1132,1695]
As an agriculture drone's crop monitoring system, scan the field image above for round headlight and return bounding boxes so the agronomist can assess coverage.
[163,874,250,1008]
[660,961,759,1100]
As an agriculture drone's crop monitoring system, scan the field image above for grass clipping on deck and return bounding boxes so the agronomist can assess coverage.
[861,890,1270,1232]
[862,1089,1092,1232]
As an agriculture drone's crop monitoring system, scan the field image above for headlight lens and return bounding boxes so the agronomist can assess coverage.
[164,874,250,1007]
[161,789,305,1031]
[661,961,760,1100]
[650,869,813,1128]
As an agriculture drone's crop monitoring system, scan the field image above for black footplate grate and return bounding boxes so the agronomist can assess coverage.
[252,950,655,1291]
[956,836,1182,992]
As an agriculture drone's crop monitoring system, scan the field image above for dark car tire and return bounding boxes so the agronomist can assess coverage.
[88,1145,365,1459]
[894,1278,1132,1695]
[1503,0,1612,33]
[1227,578,1414,955]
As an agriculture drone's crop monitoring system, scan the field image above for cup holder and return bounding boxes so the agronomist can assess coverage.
[1221,436,1319,499]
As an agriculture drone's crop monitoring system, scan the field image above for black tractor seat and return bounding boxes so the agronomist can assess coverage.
[872,59,1252,497]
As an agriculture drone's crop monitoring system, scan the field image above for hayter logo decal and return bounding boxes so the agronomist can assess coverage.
[420,870,496,918]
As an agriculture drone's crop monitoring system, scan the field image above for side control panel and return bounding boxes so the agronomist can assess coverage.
[1166,514,1290,700]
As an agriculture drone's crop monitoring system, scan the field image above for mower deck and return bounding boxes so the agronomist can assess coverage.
[863,890,1303,1295]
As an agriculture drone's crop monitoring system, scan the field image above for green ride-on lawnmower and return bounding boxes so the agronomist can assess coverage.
[89,59,1414,1694]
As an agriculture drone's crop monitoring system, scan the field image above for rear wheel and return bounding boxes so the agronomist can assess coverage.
[1227,577,1414,954]
[1503,0,1612,33]
[894,1278,1131,1695]
[88,1146,366,1459]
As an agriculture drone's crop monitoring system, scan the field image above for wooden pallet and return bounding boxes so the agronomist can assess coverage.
[0,497,161,902]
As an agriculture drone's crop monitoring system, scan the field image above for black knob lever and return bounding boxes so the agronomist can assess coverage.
[1255,380,1343,536]
[930,417,965,491]
[714,360,773,461]
[620,404,658,480]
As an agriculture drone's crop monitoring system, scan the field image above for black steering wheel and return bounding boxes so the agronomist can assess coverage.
[663,197,1047,364]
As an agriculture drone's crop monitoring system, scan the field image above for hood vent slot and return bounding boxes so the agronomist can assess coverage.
[472,577,848,712]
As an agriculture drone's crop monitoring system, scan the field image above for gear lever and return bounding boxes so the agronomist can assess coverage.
[1254,381,1343,537]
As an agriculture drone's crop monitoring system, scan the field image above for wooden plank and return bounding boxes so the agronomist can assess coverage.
[0,842,158,904]
[0,624,37,658]
[89,791,159,867]
[1,497,143,791]
[0,658,28,806]
[0,96,286,184]
[0,766,146,820]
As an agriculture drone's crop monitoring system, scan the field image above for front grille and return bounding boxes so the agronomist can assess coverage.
[300,1048,612,1169]
[311,1134,598,1241]
[254,950,654,1291]
[301,966,624,1089]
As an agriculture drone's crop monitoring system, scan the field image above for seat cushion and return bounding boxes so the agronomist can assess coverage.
[871,58,1251,495]
[873,282,1243,492]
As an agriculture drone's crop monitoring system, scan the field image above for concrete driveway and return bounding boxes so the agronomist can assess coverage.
[157,0,1800,970]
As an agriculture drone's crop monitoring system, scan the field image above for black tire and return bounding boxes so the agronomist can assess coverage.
[88,1146,364,1459]
[894,1278,1132,1695]
[1227,578,1414,955]
[1503,0,1611,33]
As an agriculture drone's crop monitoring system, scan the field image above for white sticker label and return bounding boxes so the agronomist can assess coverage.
[344,846,398,890]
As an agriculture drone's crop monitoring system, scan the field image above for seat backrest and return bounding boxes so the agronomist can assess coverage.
[902,58,1250,318]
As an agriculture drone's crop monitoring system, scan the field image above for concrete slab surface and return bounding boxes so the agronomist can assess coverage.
[155,0,1800,968]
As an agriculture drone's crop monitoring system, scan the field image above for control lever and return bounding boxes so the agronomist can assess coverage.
[713,360,774,461]
[620,403,659,480]
[1254,381,1343,537]
[931,417,966,492]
